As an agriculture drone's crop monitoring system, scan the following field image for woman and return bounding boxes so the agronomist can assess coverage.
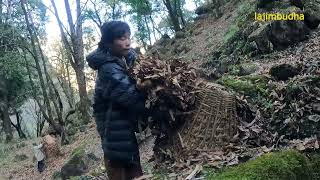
[87,21,147,180]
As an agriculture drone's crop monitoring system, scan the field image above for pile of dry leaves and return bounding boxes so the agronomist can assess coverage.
[130,56,202,126]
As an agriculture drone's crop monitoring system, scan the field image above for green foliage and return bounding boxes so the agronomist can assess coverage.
[212,150,313,180]
[220,0,258,56]
[152,167,171,180]
[0,142,15,165]
[223,24,239,43]
[13,154,28,162]
[68,141,88,165]
[16,142,27,149]
[52,170,63,180]
[217,75,269,97]
[69,175,95,180]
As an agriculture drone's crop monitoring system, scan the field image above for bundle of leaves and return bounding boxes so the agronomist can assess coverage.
[130,56,201,122]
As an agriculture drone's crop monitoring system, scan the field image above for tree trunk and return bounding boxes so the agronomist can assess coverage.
[51,0,90,124]
[149,14,162,40]
[0,75,13,142]
[176,0,186,27]
[27,4,64,126]
[11,111,26,139]
[143,15,152,45]
[20,0,64,135]
[163,0,181,32]
[58,43,74,107]
[0,0,3,23]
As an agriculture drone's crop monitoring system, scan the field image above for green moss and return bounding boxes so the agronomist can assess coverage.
[217,75,269,97]
[152,167,171,180]
[212,150,313,180]
[51,170,62,180]
[223,0,256,44]
[68,141,88,165]
[224,24,240,43]
[308,153,320,179]
[69,176,94,180]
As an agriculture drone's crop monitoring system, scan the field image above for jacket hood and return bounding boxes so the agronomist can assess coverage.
[86,48,120,70]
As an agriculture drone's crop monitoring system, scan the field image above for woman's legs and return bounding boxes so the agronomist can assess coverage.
[107,160,127,180]
[126,163,143,179]
[106,159,143,180]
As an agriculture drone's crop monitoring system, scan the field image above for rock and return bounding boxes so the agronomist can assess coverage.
[173,43,189,54]
[239,63,259,76]
[257,0,273,8]
[195,4,214,15]
[269,7,310,49]
[290,0,305,8]
[156,34,170,46]
[304,0,320,29]
[248,6,311,53]
[269,64,300,81]
[193,14,210,21]
[248,23,274,54]
[61,143,89,180]
[175,31,186,39]
[290,0,320,29]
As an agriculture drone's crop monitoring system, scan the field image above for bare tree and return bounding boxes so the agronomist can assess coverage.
[51,0,90,124]
[11,110,26,139]
[21,0,64,135]
[163,0,181,32]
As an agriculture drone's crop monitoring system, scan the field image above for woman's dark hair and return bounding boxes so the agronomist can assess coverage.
[98,21,131,49]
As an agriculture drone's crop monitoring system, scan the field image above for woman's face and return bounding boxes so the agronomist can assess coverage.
[109,32,131,57]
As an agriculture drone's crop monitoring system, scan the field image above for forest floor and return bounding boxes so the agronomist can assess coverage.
[0,123,156,180]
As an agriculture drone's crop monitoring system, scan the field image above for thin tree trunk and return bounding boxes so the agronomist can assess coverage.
[52,0,90,124]
[0,75,13,142]
[26,5,64,126]
[0,0,3,23]
[59,44,74,107]
[143,15,152,45]
[163,0,181,32]
[20,0,63,133]
[11,111,26,139]
[177,0,186,27]
[65,60,74,104]
[149,14,162,40]
[22,48,63,135]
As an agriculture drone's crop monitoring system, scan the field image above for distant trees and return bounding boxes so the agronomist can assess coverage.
[50,0,91,125]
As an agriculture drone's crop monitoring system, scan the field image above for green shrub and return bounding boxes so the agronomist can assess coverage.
[217,75,269,97]
[14,154,28,162]
[212,150,313,180]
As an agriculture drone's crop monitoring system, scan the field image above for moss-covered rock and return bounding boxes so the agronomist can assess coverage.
[307,152,320,179]
[248,23,274,54]
[212,150,314,180]
[269,64,300,81]
[61,142,89,180]
[217,75,269,97]
[238,63,259,76]
[304,0,320,29]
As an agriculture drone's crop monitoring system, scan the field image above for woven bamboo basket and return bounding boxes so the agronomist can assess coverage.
[170,82,238,159]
